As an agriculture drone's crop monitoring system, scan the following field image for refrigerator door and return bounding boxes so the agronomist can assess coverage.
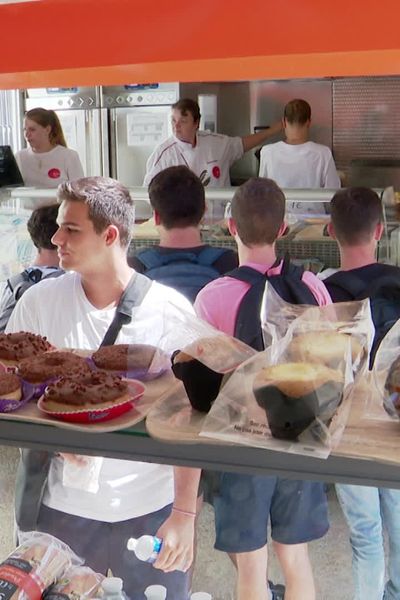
[110,105,173,187]
[52,109,106,177]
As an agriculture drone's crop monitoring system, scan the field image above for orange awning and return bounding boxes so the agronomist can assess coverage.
[0,0,399,88]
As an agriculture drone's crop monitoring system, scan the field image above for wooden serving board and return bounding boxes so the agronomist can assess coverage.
[336,375,400,465]
[0,371,175,433]
[147,373,400,465]
[146,380,219,444]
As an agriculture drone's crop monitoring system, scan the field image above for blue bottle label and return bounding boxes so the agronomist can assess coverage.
[148,536,163,563]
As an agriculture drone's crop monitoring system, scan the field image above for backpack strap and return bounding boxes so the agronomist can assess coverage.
[325,270,367,299]
[100,272,152,347]
[228,258,318,349]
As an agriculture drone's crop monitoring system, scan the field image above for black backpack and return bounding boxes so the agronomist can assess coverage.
[0,268,64,333]
[228,256,318,350]
[135,246,230,303]
[325,270,400,367]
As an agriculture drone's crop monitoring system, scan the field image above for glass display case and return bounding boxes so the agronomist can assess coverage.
[0,185,399,600]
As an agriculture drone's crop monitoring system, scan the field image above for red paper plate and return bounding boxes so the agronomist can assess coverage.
[37,379,145,424]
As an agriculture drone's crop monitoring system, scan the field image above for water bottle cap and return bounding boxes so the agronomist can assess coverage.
[102,577,123,593]
[126,537,138,551]
[144,584,167,600]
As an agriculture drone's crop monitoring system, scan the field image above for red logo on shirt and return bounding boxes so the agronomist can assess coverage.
[48,168,61,179]
[212,165,221,179]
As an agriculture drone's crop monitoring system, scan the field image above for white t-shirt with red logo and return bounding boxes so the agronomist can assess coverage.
[16,145,84,188]
[144,131,244,187]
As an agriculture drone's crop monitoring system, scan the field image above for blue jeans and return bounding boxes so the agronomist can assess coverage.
[336,484,400,600]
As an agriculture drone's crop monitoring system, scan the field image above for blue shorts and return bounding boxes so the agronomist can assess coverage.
[213,473,329,553]
[36,504,190,600]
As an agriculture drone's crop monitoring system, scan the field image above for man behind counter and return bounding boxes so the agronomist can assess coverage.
[144,98,282,188]
[259,98,341,190]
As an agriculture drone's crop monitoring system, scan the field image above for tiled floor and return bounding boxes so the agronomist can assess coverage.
[0,446,355,599]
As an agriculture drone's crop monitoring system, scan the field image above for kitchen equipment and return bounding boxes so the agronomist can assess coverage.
[24,87,107,177]
[102,83,179,187]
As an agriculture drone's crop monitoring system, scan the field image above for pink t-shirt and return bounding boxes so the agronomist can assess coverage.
[195,260,332,336]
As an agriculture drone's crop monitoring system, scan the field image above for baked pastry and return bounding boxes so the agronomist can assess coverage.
[287,331,363,367]
[42,370,130,412]
[0,331,53,366]
[45,566,103,600]
[384,355,400,415]
[91,343,158,374]
[0,372,21,401]
[172,351,224,413]
[253,362,343,440]
[18,350,91,384]
[0,536,72,600]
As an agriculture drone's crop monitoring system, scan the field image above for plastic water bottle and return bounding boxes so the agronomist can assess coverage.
[101,577,128,599]
[144,585,167,600]
[127,535,163,563]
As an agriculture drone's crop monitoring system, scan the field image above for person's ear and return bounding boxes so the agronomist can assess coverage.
[375,222,384,241]
[153,210,161,226]
[105,225,119,246]
[277,221,288,239]
[228,217,238,237]
[327,222,336,239]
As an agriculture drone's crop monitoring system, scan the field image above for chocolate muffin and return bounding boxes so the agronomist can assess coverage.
[172,351,224,413]
[253,362,343,440]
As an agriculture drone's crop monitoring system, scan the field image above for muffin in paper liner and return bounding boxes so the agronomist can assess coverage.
[0,379,36,413]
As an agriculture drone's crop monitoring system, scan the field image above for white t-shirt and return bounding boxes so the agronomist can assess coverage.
[259,141,340,188]
[16,145,84,188]
[259,141,341,214]
[6,271,194,522]
[144,131,244,187]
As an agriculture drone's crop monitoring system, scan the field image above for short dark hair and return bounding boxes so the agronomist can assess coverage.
[27,204,59,250]
[171,98,201,123]
[148,166,205,229]
[330,187,383,246]
[57,176,135,248]
[231,178,286,246]
[284,99,311,124]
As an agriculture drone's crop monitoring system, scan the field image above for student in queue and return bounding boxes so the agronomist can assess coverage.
[131,165,238,302]
[16,108,84,188]
[144,98,282,188]
[0,204,63,332]
[195,178,331,600]
[324,187,400,600]
[259,99,340,190]
[7,177,200,600]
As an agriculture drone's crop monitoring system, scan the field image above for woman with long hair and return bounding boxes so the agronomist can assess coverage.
[16,107,84,187]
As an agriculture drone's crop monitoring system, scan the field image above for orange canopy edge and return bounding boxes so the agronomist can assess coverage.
[0,0,399,88]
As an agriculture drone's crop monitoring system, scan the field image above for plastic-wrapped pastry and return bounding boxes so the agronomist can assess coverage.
[253,362,343,440]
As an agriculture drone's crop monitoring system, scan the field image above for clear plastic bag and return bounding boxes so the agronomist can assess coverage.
[261,283,373,376]
[0,531,82,600]
[369,318,400,420]
[200,291,374,458]
[44,565,104,600]
[159,303,256,373]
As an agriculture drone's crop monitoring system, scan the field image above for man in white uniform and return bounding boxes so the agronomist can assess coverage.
[144,98,282,187]
[7,176,200,600]
[259,98,340,188]
[259,99,340,214]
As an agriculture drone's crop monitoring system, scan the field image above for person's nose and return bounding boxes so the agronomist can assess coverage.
[51,227,63,247]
